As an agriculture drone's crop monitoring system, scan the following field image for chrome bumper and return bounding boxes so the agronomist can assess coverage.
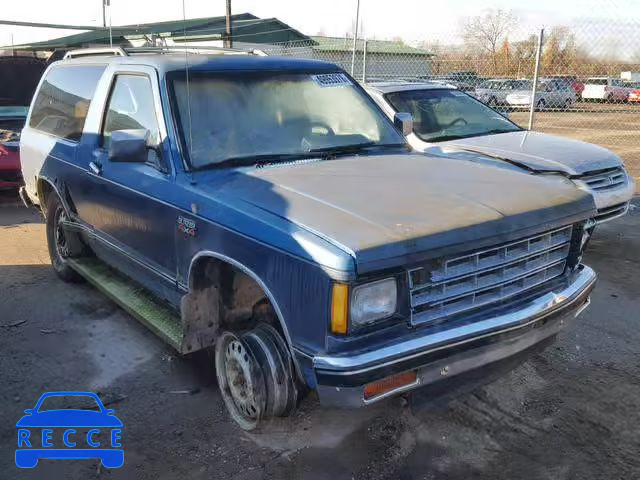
[314,265,596,407]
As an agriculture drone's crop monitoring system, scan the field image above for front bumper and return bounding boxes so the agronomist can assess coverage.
[313,265,596,407]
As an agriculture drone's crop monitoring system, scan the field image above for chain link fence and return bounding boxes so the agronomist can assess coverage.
[256,17,640,185]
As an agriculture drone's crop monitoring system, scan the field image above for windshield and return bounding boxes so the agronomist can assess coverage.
[170,71,404,169]
[385,88,521,143]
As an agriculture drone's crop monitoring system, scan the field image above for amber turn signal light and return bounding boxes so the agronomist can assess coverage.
[331,283,349,334]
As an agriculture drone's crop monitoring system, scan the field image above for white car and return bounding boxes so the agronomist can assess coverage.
[505,79,576,110]
[475,79,530,106]
[582,77,631,102]
[365,81,635,225]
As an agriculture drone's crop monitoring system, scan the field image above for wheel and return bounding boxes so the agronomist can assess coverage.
[487,96,498,107]
[215,331,266,431]
[214,324,299,430]
[45,193,85,282]
[243,324,298,417]
[536,99,546,111]
[563,98,573,110]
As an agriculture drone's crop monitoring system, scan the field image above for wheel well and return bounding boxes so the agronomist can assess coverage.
[37,179,54,216]
[181,255,285,348]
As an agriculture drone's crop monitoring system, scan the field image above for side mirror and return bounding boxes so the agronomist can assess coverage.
[24,409,34,414]
[109,129,150,163]
[105,409,115,415]
[394,112,413,136]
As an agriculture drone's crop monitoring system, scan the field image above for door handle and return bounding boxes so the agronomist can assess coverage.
[89,161,102,175]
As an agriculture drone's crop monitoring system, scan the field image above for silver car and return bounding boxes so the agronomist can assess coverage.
[365,81,635,224]
[475,79,530,106]
[505,79,576,110]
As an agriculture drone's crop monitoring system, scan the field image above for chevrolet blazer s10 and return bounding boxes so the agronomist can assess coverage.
[20,48,597,430]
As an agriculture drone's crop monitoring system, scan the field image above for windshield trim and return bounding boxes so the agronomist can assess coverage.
[166,69,406,172]
[383,88,523,144]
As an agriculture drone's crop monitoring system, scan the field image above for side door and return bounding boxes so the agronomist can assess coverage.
[76,66,180,303]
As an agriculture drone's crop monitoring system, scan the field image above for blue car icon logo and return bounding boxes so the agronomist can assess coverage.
[16,391,123,468]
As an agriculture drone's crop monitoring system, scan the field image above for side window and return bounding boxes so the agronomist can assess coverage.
[29,65,105,141]
[102,74,160,155]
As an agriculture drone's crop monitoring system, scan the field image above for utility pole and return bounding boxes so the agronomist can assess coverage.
[225,0,233,48]
[350,0,360,75]
[102,0,109,28]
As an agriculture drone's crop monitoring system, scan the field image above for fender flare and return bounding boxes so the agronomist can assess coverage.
[187,250,303,381]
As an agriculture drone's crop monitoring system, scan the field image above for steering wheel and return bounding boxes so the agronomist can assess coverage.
[442,117,468,129]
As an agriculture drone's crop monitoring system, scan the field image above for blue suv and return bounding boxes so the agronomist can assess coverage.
[20,47,597,430]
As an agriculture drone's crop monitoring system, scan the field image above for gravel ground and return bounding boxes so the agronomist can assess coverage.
[1,191,639,480]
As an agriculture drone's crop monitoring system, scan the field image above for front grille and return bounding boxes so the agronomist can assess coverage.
[595,202,628,223]
[578,167,626,191]
[408,226,573,325]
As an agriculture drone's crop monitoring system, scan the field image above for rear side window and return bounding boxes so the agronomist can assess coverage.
[29,65,105,141]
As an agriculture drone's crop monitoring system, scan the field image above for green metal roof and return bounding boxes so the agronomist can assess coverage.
[7,13,312,50]
[311,36,434,56]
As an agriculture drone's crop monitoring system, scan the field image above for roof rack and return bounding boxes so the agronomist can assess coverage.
[63,45,267,59]
[64,47,127,59]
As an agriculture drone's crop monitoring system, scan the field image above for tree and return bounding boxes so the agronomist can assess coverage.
[542,27,580,75]
[512,35,538,77]
[497,38,511,74]
[462,9,517,73]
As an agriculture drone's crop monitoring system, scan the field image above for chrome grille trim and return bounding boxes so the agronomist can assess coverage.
[408,226,573,326]
[578,167,626,191]
[595,202,629,223]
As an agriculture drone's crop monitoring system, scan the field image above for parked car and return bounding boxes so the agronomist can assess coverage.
[475,79,531,106]
[365,81,635,224]
[0,56,46,191]
[0,108,26,190]
[545,75,584,98]
[581,77,631,102]
[505,79,577,109]
[627,83,640,103]
[21,48,597,430]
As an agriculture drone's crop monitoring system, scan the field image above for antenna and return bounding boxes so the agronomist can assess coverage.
[182,0,193,156]
[107,0,113,47]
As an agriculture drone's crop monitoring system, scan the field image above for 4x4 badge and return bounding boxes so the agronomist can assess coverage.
[177,216,197,237]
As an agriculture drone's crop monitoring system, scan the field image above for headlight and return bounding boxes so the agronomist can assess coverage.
[350,278,397,328]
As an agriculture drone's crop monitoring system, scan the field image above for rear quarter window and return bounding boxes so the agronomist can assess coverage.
[29,65,106,141]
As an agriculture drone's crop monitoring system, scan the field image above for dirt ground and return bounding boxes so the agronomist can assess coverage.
[1,190,639,480]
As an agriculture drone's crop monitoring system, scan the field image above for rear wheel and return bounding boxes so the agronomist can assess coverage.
[45,194,84,282]
[487,96,498,107]
[536,98,546,111]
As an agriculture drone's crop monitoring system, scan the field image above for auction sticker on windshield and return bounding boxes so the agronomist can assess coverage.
[15,391,123,469]
[311,73,352,87]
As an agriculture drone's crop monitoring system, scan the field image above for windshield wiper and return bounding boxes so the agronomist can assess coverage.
[193,152,320,171]
[427,129,519,143]
[307,142,407,155]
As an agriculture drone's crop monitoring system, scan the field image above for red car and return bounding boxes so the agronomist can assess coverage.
[0,55,46,190]
[627,87,640,103]
[0,109,26,190]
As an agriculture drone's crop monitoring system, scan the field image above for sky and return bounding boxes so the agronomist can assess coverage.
[1,0,639,53]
